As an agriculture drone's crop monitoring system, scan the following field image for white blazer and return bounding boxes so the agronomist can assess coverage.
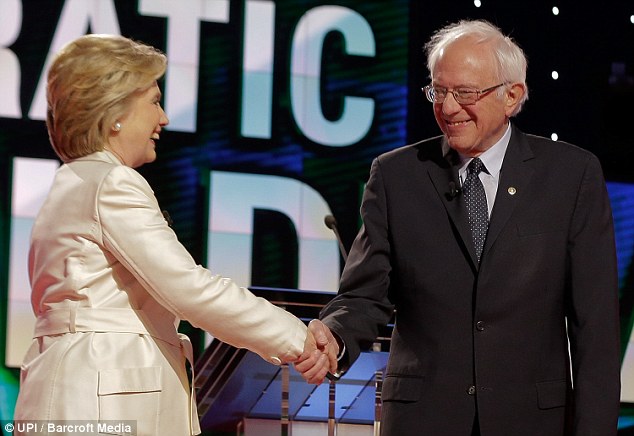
[14,150,307,435]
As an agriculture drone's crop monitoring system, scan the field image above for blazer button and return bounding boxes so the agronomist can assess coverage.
[467,385,477,395]
[476,321,485,331]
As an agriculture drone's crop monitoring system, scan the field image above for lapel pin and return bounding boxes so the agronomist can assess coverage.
[508,187,517,195]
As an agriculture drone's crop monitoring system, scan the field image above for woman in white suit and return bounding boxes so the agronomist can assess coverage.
[13,34,334,435]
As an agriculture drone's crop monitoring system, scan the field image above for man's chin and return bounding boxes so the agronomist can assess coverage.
[445,136,475,154]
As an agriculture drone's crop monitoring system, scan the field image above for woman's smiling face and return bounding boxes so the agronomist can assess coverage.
[108,82,169,168]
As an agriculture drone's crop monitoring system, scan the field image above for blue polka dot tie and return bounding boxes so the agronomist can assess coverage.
[463,158,489,263]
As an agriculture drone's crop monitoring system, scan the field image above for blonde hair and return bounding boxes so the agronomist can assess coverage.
[46,34,167,161]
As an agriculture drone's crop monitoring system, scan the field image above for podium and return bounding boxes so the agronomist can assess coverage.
[194,287,393,434]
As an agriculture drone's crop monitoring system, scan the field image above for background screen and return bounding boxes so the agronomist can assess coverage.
[1,0,634,431]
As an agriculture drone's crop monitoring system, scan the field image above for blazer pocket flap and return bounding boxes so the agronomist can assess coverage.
[98,366,162,396]
[536,379,567,409]
[381,375,424,402]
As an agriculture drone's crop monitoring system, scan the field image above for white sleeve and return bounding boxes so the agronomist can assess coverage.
[96,165,307,364]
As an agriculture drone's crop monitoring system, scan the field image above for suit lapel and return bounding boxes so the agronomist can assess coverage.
[482,127,535,258]
[426,142,479,267]
[427,128,535,269]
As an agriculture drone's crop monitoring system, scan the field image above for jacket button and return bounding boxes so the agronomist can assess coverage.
[467,385,477,395]
[476,321,485,331]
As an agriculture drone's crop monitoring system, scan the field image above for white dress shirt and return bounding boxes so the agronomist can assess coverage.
[457,123,512,216]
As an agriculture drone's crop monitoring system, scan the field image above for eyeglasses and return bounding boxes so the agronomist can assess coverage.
[422,83,505,105]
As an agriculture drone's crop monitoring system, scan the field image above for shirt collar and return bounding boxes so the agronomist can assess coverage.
[456,123,512,180]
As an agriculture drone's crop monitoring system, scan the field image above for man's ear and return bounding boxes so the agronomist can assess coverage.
[504,83,526,116]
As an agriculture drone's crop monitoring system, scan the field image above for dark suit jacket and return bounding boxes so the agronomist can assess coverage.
[321,126,620,436]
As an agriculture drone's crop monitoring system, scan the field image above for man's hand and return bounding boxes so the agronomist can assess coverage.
[294,319,340,384]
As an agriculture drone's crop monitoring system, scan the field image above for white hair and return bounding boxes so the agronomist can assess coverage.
[424,20,529,116]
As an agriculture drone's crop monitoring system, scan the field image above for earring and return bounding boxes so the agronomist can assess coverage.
[113,122,122,132]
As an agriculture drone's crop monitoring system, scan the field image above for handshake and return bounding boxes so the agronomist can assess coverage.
[294,320,341,385]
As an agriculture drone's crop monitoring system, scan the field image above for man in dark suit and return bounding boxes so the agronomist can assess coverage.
[295,19,620,435]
